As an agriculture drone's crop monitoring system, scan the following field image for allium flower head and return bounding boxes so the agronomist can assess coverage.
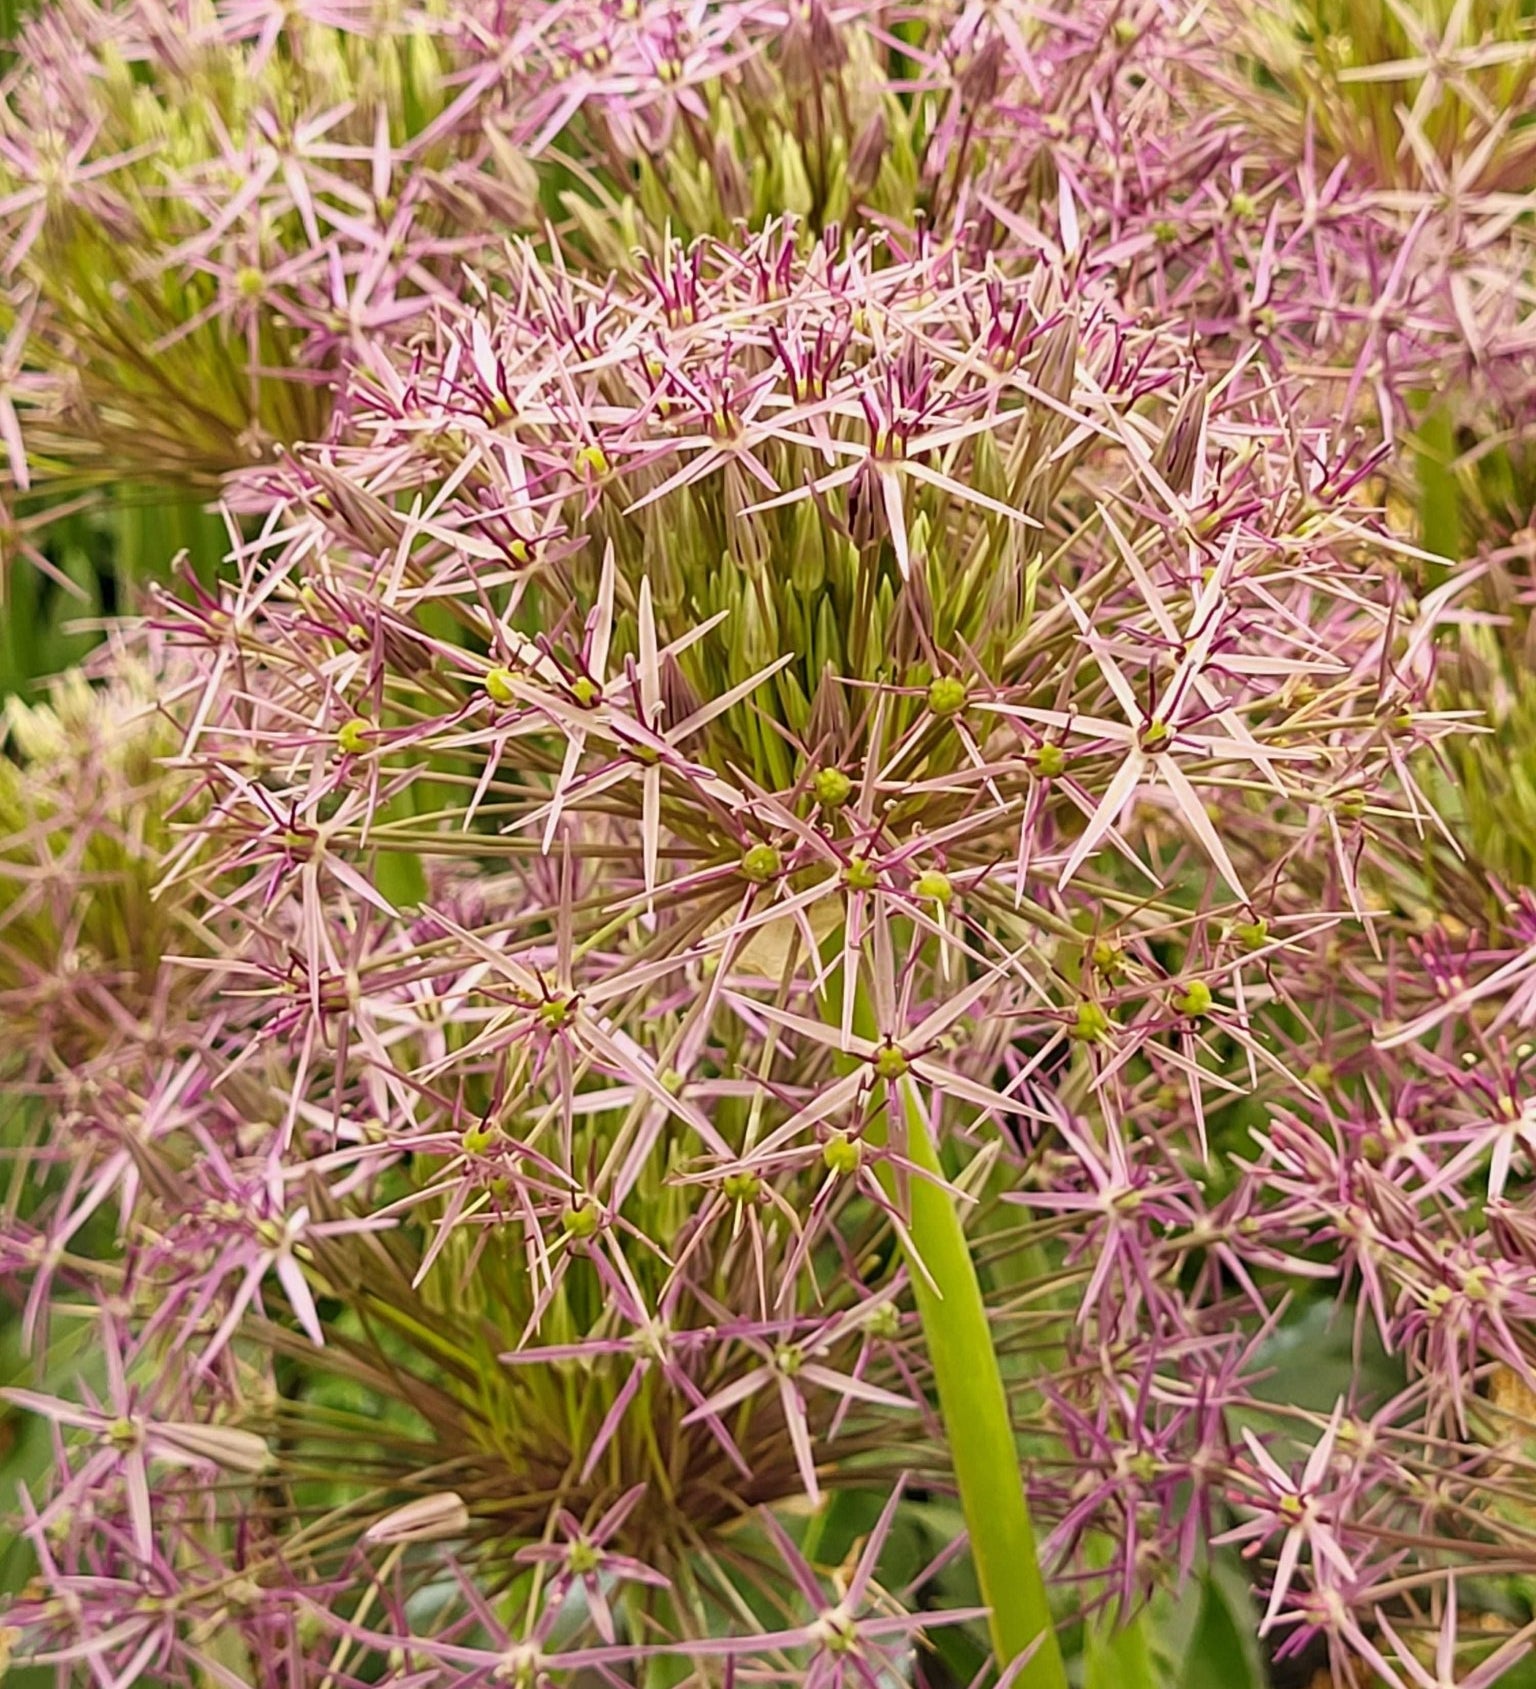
[0,223,1464,1680]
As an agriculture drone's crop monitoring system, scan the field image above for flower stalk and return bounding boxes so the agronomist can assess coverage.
[841,962,1065,1687]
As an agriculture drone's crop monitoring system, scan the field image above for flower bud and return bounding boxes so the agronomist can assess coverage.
[959,35,1006,109]
[1028,308,1079,407]
[808,0,847,71]
[153,1422,272,1474]
[1156,377,1208,496]
[847,109,887,196]
[714,133,750,225]
[363,1492,471,1545]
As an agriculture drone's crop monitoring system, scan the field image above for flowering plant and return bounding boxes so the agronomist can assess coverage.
[4,4,1536,1689]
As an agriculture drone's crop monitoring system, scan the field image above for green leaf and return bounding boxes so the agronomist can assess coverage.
[1085,1604,1158,1689]
[1182,1576,1262,1689]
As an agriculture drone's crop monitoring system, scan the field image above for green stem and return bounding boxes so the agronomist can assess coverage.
[838,971,1066,1688]
[1413,395,1461,591]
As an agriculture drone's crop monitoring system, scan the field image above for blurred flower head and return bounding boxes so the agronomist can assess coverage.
[0,0,539,491]
[0,632,203,1074]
